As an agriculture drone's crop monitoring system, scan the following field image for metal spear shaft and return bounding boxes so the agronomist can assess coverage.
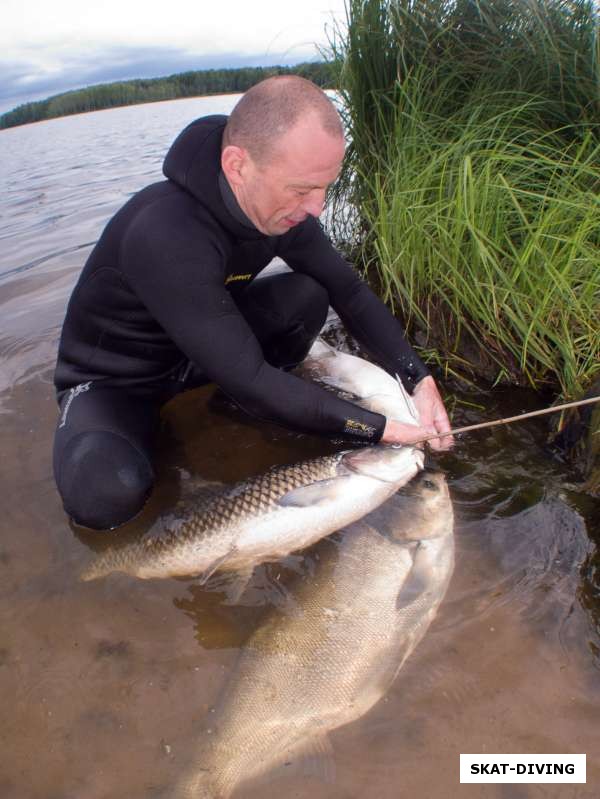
[413,395,600,446]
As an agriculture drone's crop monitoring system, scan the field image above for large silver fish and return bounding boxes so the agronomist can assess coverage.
[298,338,421,421]
[81,340,423,583]
[80,445,423,581]
[175,469,455,798]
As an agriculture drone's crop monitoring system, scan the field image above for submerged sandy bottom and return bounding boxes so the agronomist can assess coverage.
[1,361,599,799]
[1,98,598,798]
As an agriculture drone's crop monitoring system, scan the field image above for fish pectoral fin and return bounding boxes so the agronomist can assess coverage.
[394,373,420,423]
[221,566,255,605]
[276,477,350,508]
[396,544,432,609]
[197,548,238,585]
[270,733,336,784]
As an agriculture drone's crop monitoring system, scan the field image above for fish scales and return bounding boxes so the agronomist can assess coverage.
[171,455,345,537]
[81,340,424,582]
[81,455,343,579]
[81,449,424,582]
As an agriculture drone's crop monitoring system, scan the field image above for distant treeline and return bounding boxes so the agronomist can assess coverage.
[0,61,335,130]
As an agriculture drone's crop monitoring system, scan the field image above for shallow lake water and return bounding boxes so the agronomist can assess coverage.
[1,95,599,799]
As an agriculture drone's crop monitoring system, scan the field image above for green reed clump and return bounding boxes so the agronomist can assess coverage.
[328,0,600,397]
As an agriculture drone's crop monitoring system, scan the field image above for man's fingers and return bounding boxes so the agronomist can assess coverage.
[410,425,438,449]
[428,423,454,451]
[381,415,456,450]
[411,375,455,450]
[428,435,449,451]
[381,419,435,446]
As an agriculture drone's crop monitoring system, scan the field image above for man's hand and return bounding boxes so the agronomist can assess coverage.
[380,418,438,447]
[411,375,453,450]
[380,376,453,450]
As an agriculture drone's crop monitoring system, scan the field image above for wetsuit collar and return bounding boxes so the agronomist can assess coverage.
[163,114,265,241]
[218,171,257,232]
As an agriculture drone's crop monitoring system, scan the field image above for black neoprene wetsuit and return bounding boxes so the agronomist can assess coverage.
[55,114,428,436]
[52,114,429,529]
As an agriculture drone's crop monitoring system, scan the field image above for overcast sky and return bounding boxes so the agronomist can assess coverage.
[1,0,347,113]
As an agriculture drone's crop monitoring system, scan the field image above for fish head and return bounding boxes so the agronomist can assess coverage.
[342,445,424,484]
[384,469,453,543]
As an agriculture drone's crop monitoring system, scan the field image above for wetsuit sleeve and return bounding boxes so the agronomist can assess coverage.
[278,217,430,391]
[121,206,385,443]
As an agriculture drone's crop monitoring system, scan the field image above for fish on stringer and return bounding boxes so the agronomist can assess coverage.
[80,444,423,583]
[80,339,424,585]
[297,337,422,422]
[175,469,455,799]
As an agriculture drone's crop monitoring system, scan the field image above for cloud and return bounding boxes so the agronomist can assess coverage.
[2,0,343,56]
[0,43,323,114]
[0,0,345,112]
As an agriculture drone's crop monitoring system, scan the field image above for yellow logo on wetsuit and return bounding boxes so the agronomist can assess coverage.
[344,419,376,438]
[225,273,252,285]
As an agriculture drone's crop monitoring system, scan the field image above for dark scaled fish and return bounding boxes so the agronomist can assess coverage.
[81,445,423,582]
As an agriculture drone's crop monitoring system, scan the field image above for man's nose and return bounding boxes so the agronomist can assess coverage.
[301,190,326,218]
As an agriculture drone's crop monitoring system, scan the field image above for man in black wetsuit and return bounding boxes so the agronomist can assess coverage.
[53,76,453,531]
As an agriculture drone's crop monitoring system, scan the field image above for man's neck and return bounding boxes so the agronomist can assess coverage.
[218,171,256,231]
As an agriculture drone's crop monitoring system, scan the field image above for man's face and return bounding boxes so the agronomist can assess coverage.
[231,114,345,236]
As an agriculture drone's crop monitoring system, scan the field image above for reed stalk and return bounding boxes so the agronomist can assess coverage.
[327,0,600,398]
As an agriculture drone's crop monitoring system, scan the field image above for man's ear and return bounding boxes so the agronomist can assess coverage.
[221,145,248,188]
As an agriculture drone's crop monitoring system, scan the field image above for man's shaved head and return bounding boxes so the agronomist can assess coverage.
[223,76,343,164]
[221,75,346,236]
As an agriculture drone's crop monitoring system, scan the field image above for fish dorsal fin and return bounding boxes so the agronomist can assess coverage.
[276,475,351,508]
[178,472,225,505]
[267,733,336,784]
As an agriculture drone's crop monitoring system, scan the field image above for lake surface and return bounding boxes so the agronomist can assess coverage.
[1,95,599,799]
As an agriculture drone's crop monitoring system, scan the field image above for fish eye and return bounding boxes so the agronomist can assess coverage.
[422,479,437,491]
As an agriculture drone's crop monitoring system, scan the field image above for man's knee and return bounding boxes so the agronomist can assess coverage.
[54,430,154,530]
[282,272,329,337]
[247,272,329,367]
[277,274,329,366]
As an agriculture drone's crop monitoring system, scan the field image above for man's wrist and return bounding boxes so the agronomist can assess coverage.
[411,373,434,393]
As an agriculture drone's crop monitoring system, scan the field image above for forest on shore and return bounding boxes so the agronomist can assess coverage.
[0,61,334,130]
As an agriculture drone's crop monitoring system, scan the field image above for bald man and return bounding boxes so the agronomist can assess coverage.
[53,76,452,531]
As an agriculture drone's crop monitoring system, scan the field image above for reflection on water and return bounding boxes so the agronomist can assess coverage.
[1,97,599,799]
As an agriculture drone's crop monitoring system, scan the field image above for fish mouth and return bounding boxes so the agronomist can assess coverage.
[341,445,423,482]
